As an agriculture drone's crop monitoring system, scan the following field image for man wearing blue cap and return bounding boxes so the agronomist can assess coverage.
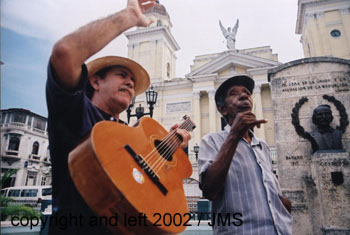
[198,75,292,235]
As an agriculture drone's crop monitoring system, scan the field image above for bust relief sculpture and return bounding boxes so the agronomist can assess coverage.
[291,95,349,153]
[310,104,343,150]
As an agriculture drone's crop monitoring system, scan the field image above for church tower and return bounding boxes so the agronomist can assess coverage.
[296,0,350,59]
[125,1,180,83]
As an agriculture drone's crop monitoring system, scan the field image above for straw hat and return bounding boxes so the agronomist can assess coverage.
[87,56,150,96]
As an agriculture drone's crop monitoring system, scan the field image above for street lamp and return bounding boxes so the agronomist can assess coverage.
[127,86,158,124]
[193,143,200,161]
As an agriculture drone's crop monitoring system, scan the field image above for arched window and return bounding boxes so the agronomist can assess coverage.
[8,137,20,151]
[167,63,170,78]
[32,142,39,155]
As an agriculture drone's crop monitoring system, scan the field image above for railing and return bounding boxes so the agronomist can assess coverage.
[0,123,47,135]
[9,122,25,127]
[3,150,21,160]
[29,154,41,161]
[5,150,18,156]
[33,128,45,134]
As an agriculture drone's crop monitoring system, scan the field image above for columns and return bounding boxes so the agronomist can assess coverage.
[208,89,217,133]
[192,91,201,145]
[253,84,266,139]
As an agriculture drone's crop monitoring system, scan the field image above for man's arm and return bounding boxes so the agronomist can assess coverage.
[200,131,240,200]
[50,0,155,91]
[201,111,267,200]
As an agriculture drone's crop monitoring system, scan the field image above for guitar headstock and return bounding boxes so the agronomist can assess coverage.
[181,115,196,131]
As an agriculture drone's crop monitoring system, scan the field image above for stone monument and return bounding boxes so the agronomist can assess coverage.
[268,57,350,235]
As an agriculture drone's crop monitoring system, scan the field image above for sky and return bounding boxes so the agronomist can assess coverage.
[1,0,304,117]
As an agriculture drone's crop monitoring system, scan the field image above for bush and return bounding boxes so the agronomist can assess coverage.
[1,204,40,221]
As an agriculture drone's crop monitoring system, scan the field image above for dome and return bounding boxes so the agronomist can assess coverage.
[145,1,170,19]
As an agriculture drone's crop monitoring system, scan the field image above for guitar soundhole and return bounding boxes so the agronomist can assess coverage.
[154,140,173,161]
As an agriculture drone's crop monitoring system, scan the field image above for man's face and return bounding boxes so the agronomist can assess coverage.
[93,66,135,114]
[220,85,253,122]
[313,106,333,127]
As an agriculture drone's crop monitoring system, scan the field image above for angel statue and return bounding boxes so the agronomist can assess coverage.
[219,19,239,50]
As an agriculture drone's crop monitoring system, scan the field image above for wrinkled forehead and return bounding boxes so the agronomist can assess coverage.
[225,85,251,97]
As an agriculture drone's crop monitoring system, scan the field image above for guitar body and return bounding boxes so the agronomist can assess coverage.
[68,117,193,234]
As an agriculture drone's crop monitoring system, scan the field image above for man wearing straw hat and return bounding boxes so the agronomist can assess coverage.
[46,0,190,234]
[198,75,292,235]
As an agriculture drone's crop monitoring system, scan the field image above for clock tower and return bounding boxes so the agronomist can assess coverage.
[296,0,350,59]
[125,1,180,83]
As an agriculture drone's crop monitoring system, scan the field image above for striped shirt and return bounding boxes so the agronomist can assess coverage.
[198,125,292,235]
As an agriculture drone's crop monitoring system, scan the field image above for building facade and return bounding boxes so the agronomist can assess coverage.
[120,1,280,208]
[0,108,51,188]
[296,0,350,59]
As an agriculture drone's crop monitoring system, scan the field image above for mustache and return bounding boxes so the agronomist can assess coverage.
[118,86,133,98]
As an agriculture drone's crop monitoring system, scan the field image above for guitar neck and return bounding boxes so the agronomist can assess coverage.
[163,116,196,150]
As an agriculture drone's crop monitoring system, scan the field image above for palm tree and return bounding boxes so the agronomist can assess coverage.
[1,169,40,221]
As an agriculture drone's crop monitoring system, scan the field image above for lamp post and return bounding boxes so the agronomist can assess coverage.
[193,143,200,161]
[127,86,158,124]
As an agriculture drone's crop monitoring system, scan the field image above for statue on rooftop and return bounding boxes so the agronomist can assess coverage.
[219,19,239,50]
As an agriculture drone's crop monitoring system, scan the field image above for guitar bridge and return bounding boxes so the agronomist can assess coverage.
[124,145,168,196]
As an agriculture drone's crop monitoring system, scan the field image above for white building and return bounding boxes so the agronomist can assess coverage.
[119,1,280,209]
[1,108,51,188]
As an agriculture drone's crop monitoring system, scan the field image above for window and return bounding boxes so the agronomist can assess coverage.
[25,171,37,186]
[11,112,26,123]
[32,142,39,155]
[41,177,47,186]
[167,63,170,78]
[27,115,32,126]
[8,137,20,151]
[0,112,5,124]
[33,117,46,130]
[8,189,20,197]
[330,29,341,38]
[21,189,38,197]
[42,188,52,196]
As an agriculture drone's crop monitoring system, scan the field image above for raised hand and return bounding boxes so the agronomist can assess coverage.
[127,0,156,27]
[170,124,191,148]
[230,111,267,137]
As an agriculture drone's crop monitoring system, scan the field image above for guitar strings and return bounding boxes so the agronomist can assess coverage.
[150,120,191,169]
[142,119,190,164]
[142,120,193,174]
[143,129,177,163]
[143,120,190,172]
[151,121,193,173]
[154,121,194,172]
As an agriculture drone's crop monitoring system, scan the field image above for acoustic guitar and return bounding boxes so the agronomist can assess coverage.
[68,116,196,234]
